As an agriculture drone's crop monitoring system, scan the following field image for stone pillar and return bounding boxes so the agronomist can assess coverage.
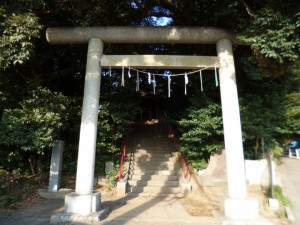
[65,38,103,215]
[75,38,103,195]
[217,39,259,220]
[48,140,64,192]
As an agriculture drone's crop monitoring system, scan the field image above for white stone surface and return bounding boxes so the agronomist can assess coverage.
[48,140,64,192]
[101,55,218,69]
[75,38,103,195]
[65,192,101,214]
[217,39,247,199]
[245,159,278,186]
[222,197,259,220]
[269,198,280,211]
[117,181,127,196]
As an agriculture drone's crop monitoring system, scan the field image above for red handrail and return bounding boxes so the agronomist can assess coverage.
[178,153,189,179]
[168,124,190,180]
[118,138,128,181]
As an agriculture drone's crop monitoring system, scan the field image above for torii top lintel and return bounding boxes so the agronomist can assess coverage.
[46,26,243,45]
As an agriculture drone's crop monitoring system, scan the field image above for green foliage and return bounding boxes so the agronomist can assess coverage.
[0,7,43,69]
[269,142,284,159]
[238,6,299,77]
[0,85,71,152]
[282,70,300,136]
[240,72,300,159]
[105,164,120,191]
[0,85,74,174]
[96,82,142,155]
[177,96,223,161]
[267,185,292,208]
[239,8,299,63]
[188,159,208,171]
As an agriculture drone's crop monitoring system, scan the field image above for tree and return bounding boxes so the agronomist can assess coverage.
[0,85,74,175]
[0,5,43,70]
[177,95,223,168]
[237,5,300,77]
[0,0,298,173]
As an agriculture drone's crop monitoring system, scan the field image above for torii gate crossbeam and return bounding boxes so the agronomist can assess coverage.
[101,55,219,69]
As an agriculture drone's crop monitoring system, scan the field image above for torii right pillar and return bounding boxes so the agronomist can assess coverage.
[217,39,261,222]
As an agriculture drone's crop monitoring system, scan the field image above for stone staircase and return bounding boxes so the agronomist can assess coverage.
[127,121,181,196]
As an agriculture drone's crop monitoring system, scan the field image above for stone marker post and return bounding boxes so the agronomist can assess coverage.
[48,140,64,192]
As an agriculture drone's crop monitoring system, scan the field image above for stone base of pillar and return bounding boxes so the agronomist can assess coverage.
[50,207,110,223]
[38,188,72,199]
[50,192,109,223]
[221,217,274,225]
[117,181,127,196]
[65,192,101,214]
[222,197,259,220]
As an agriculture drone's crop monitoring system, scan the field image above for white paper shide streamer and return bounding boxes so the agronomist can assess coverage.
[168,76,171,98]
[184,72,189,95]
[128,67,131,78]
[214,65,219,87]
[107,55,219,94]
[153,75,156,95]
[121,66,125,86]
[148,72,151,84]
[199,70,203,92]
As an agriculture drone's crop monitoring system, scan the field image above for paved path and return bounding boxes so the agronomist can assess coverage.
[0,195,220,225]
[277,157,300,225]
[0,199,64,225]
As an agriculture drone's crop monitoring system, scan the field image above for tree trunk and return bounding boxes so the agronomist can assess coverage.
[255,137,259,160]
[28,153,36,176]
[36,155,42,175]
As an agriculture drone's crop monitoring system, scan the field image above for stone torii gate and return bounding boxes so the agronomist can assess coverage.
[46,27,262,223]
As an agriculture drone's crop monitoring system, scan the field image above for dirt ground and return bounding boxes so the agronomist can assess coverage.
[0,170,292,224]
[178,174,291,225]
[179,187,220,216]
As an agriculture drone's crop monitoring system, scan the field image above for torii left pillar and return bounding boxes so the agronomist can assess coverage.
[64,38,103,215]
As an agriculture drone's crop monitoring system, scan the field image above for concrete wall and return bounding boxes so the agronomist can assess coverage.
[244,159,278,187]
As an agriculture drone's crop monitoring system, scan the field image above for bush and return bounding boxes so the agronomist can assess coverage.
[267,185,292,208]
[105,165,120,191]
[188,159,208,171]
[177,99,223,161]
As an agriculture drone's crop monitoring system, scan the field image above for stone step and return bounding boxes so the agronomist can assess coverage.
[132,146,170,153]
[130,161,175,167]
[133,138,169,142]
[129,169,176,176]
[132,151,173,158]
[133,142,169,146]
[128,157,176,163]
[126,192,184,198]
[128,174,178,181]
[132,147,171,154]
[128,180,179,187]
[134,146,170,149]
[130,186,181,194]
[131,153,172,158]
[129,164,175,170]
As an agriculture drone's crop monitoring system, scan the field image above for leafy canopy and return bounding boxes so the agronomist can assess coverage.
[0,85,73,154]
[0,6,43,70]
[177,95,223,164]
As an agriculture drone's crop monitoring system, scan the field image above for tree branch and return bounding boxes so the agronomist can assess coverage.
[240,0,256,18]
